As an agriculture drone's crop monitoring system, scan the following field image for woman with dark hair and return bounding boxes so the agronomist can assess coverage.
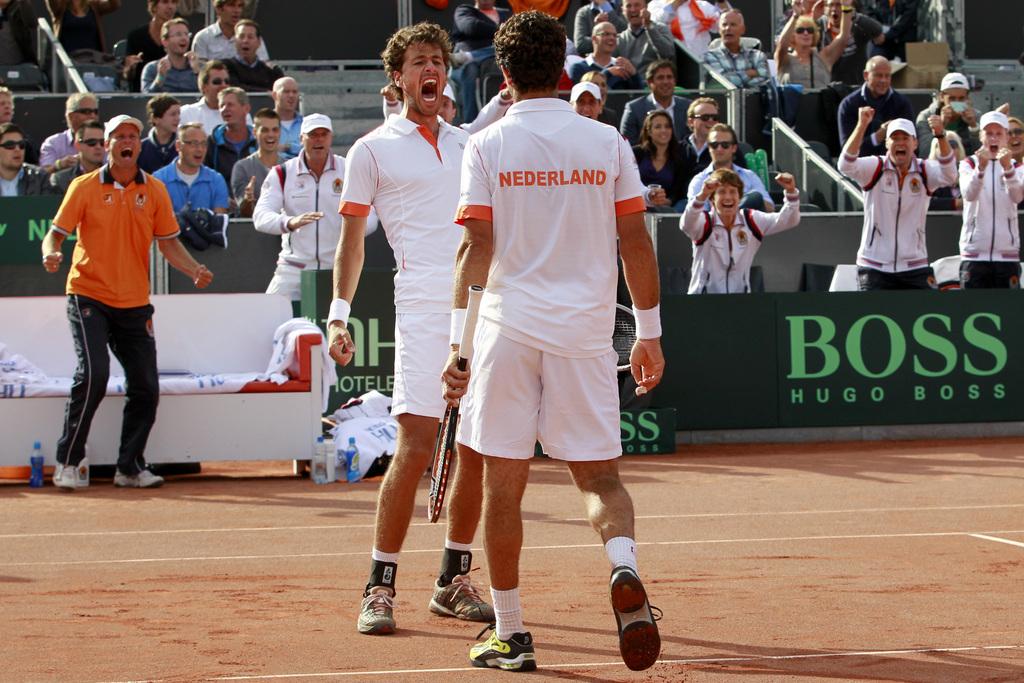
[45,0,121,54]
[633,110,689,211]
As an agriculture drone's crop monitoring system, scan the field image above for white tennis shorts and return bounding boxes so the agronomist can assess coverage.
[457,319,621,461]
[391,311,450,420]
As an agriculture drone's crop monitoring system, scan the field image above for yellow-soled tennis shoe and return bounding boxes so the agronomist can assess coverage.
[469,626,537,672]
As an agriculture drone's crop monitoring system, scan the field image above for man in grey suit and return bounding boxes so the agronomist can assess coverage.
[617,0,675,77]
[574,1,628,57]
[620,59,692,145]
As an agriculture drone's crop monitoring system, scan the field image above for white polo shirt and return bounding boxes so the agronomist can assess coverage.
[340,114,468,313]
[455,97,646,358]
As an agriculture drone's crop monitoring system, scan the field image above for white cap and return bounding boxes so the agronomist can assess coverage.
[103,114,143,140]
[886,118,917,139]
[443,83,455,102]
[979,110,1009,131]
[940,72,969,92]
[300,113,333,135]
[569,82,601,104]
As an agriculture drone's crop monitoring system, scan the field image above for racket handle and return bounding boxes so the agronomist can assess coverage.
[460,285,485,361]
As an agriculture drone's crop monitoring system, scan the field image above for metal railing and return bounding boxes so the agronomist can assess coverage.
[36,18,88,93]
[674,40,743,139]
[772,118,863,212]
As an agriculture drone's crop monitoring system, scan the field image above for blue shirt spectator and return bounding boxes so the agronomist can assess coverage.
[152,122,230,214]
[153,161,230,214]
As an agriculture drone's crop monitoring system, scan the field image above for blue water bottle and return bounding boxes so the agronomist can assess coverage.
[29,441,44,488]
[345,437,361,483]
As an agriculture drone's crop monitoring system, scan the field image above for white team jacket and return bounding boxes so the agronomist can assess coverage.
[958,155,1024,262]
[681,193,801,294]
[838,152,957,272]
[253,152,346,271]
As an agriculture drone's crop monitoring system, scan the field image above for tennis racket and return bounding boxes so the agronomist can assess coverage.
[614,304,648,396]
[427,284,485,523]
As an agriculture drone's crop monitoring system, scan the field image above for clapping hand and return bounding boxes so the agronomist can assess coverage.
[243,176,256,203]
[997,147,1014,171]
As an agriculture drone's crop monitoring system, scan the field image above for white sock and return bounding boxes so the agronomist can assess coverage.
[371,548,400,564]
[445,539,473,552]
[605,536,638,573]
[491,587,524,640]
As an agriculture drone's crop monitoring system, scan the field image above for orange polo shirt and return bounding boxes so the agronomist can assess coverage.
[52,166,180,308]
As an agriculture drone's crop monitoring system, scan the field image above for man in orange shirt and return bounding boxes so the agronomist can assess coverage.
[41,114,213,490]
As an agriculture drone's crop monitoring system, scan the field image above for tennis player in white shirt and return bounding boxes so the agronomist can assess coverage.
[442,10,664,673]
[327,22,493,637]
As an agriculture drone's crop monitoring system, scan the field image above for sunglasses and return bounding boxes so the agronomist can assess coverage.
[794,26,816,34]
[691,113,719,122]
[208,78,228,86]
[708,141,735,149]
[1010,128,1024,136]
[71,107,99,115]
[78,138,103,147]
[0,139,26,150]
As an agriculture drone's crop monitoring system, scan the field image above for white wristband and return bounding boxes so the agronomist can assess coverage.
[450,308,467,346]
[633,304,662,340]
[327,298,351,327]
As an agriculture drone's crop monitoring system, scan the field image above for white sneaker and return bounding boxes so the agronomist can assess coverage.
[114,469,164,488]
[53,463,79,490]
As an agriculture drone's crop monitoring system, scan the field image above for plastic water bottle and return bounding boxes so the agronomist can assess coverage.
[323,436,336,482]
[345,437,361,483]
[29,442,44,488]
[311,436,329,484]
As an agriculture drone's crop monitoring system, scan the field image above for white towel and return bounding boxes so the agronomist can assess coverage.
[267,318,337,411]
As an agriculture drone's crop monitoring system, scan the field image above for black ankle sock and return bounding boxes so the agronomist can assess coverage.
[438,548,472,586]
[366,559,397,596]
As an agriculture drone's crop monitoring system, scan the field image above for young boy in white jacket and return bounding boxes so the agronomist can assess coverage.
[681,167,801,294]
[958,110,1024,288]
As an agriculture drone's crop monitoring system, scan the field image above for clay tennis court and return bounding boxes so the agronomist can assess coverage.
[2,438,1022,682]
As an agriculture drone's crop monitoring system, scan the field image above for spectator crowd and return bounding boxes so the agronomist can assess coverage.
[2,0,1022,294]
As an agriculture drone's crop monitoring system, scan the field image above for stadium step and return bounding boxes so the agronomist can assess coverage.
[282,64,387,156]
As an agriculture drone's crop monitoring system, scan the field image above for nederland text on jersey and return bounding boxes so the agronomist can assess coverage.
[498,169,608,188]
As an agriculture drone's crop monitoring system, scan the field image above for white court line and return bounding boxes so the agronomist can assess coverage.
[4,529,1024,568]
[3,503,1022,540]
[90,644,1024,682]
[969,533,1024,550]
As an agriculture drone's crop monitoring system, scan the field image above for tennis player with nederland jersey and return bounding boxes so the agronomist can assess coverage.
[329,23,493,636]
[443,11,665,673]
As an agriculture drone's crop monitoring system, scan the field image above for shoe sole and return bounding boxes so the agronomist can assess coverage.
[428,597,495,622]
[610,570,660,671]
[470,654,537,672]
[357,621,395,635]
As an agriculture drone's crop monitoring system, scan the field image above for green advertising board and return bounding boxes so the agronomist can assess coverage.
[659,291,1023,430]
[0,196,66,264]
[620,408,676,454]
[777,291,1019,426]
[301,268,397,413]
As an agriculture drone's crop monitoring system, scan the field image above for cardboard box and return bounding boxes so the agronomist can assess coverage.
[892,42,951,90]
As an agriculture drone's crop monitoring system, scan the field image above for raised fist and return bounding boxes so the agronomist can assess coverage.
[858,106,875,126]
[774,172,797,193]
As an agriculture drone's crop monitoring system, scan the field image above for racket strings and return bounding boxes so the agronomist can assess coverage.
[613,310,637,366]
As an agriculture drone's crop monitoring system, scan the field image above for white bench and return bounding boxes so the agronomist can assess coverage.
[0,294,323,468]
